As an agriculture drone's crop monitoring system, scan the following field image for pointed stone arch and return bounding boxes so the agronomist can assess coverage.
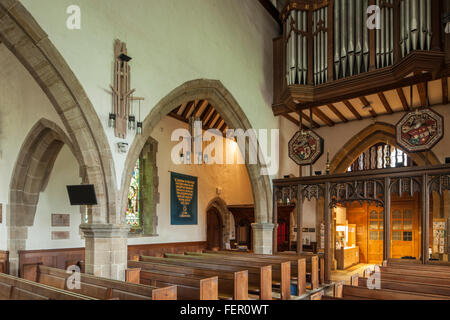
[8,119,81,275]
[330,122,440,174]
[0,0,116,224]
[121,79,274,253]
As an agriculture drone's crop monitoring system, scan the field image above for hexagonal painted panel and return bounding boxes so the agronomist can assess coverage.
[396,108,444,153]
[288,130,324,165]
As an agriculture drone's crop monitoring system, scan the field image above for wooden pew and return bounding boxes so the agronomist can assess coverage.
[129,259,248,300]
[0,272,95,300]
[357,275,450,297]
[128,266,218,300]
[385,260,450,272]
[379,266,450,280]
[168,253,292,299]
[340,284,449,300]
[22,263,176,300]
[162,253,276,300]
[199,250,318,291]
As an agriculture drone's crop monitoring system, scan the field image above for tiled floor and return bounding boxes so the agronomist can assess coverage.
[331,263,376,285]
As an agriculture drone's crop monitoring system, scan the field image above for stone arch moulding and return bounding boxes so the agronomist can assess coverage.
[0,0,117,224]
[206,197,231,249]
[329,122,440,174]
[7,118,81,276]
[121,79,274,254]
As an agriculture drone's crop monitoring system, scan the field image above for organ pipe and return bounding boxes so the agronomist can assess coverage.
[400,0,431,57]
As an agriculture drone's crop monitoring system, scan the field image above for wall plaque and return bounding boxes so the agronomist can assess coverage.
[51,214,70,227]
[396,108,444,153]
[288,130,324,165]
[52,231,70,240]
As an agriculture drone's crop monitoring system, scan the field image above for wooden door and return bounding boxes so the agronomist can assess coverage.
[390,195,420,260]
[367,206,384,264]
[206,208,222,250]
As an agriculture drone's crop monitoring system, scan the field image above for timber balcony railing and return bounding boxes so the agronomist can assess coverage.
[273,0,450,115]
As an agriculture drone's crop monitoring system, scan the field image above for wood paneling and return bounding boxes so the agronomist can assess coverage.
[0,251,8,274]
[17,242,207,277]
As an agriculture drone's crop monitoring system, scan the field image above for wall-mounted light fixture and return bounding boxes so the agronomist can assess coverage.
[442,13,450,34]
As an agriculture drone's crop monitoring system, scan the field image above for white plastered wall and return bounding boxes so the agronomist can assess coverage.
[128,116,254,245]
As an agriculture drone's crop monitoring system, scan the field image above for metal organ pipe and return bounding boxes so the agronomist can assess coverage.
[400,0,431,57]
[286,10,308,85]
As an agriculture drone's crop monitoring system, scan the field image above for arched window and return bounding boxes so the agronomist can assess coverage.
[126,159,141,228]
[126,138,159,235]
[348,143,416,172]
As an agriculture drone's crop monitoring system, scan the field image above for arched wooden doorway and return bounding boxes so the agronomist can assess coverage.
[206,207,223,250]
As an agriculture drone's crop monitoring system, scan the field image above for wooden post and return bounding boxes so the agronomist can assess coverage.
[422,174,430,264]
[273,187,278,254]
[296,184,303,254]
[324,182,331,282]
[383,177,391,261]
[297,258,306,296]
[431,0,443,51]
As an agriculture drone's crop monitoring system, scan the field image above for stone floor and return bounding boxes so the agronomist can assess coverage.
[330,263,376,285]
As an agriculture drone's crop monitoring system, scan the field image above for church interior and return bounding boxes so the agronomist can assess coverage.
[0,0,449,302]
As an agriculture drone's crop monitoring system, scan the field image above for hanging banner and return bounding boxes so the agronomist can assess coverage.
[395,108,444,153]
[171,172,198,225]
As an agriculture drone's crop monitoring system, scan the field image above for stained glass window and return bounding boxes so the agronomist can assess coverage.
[126,159,140,228]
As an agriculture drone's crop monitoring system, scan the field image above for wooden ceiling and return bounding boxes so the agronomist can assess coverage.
[282,77,450,129]
[168,100,229,134]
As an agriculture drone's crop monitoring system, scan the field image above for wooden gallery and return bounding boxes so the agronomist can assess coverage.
[0,0,449,303]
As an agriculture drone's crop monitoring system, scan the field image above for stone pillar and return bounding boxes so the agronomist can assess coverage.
[252,223,274,254]
[80,224,129,280]
[6,226,28,277]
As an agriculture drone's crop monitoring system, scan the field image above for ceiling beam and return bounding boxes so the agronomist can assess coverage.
[200,104,214,122]
[283,114,300,126]
[377,92,394,114]
[300,111,321,128]
[213,118,223,130]
[312,108,335,126]
[342,100,362,120]
[396,88,410,111]
[359,96,378,117]
[442,77,448,105]
[327,104,348,123]
[416,82,428,107]
[181,101,195,119]
[191,99,206,118]
[219,121,227,133]
[205,111,219,129]
[168,111,189,124]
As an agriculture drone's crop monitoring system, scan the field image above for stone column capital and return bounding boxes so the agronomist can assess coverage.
[80,223,130,239]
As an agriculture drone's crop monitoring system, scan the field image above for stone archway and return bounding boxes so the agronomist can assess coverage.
[0,1,126,279]
[121,79,274,254]
[206,197,232,249]
[330,122,440,174]
[8,119,81,275]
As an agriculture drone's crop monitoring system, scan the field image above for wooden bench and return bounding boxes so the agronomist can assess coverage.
[200,250,319,291]
[129,259,248,300]
[161,253,278,300]
[22,263,176,300]
[127,266,218,300]
[181,252,293,299]
[339,284,449,300]
[0,272,95,300]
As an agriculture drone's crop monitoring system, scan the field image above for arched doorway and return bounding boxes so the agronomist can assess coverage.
[206,207,223,250]
[121,79,274,254]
